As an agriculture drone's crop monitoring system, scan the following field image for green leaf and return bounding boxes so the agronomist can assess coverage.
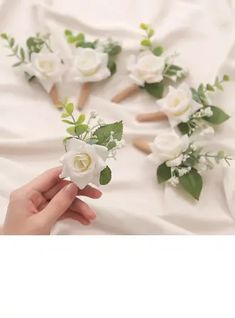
[144,81,164,99]
[1,33,8,40]
[65,102,74,115]
[67,36,76,44]
[66,126,75,135]
[62,119,74,124]
[223,74,230,82]
[141,39,151,47]
[61,112,70,118]
[107,59,116,75]
[214,77,223,91]
[76,41,96,48]
[94,121,123,148]
[75,33,85,43]
[64,29,72,36]
[20,48,25,60]
[108,45,122,56]
[165,64,183,76]
[178,122,190,135]
[140,23,149,30]
[9,37,15,47]
[206,84,215,92]
[75,124,89,136]
[153,46,164,56]
[191,88,202,104]
[204,106,230,125]
[76,114,86,124]
[99,166,112,185]
[147,29,155,37]
[157,163,172,184]
[179,168,203,200]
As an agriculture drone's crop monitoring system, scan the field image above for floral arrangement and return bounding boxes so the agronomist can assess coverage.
[64,29,122,108]
[112,23,187,103]
[157,75,230,136]
[60,99,124,189]
[1,32,66,107]
[148,131,232,200]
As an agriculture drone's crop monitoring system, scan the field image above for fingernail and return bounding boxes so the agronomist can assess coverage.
[64,183,78,196]
[95,189,103,198]
[87,209,96,219]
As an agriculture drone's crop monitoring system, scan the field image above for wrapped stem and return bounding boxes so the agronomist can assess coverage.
[136,111,167,122]
[112,84,140,103]
[49,84,61,108]
[132,137,151,154]
[78,83,91,110]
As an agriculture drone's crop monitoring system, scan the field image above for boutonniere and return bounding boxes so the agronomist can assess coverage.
[133,131,232,200]
[136,75,230,136]
[1,32,66,107]
[60,99,124,189]
[64,30,122,109]
[112,23,187,103]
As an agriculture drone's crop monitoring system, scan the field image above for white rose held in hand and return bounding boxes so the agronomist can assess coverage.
[148,131,189,166]
[127,51,165,86]
[70,48,111,83]
[157,83,201,127]
[24,52,65,93]
[60,139,108,189]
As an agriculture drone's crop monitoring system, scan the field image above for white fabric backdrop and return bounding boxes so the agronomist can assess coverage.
[1,0,235,234]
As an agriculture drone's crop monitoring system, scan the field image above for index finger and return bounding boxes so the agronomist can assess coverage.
[24,167,62,193]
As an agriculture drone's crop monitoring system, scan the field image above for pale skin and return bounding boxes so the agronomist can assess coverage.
[0,167,102,235]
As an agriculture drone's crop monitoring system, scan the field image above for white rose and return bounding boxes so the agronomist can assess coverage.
[157,83,202,127]
[60,139,108,189]
[127,51,165,86]
[148,131,189,166]
[70,48,111,83]
[24,52,65,93]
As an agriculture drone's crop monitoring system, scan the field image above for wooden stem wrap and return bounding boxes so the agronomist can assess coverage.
[112,84,140,103]
[49,84,60,107]
[78,83,91,110]
[132,137,151,154]
[136,111,167,122]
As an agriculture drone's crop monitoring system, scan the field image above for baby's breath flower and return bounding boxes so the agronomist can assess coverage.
[168,176,179,187]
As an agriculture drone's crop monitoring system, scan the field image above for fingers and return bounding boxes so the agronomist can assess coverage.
[79,185,102,199]
[60,211,91,225]
[25,167,62,193]
[43,179,70,200]
[70,198,96,220]
[39,183,78,226]
[44,181,102,201]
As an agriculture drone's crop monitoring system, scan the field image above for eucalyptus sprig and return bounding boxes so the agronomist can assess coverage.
[1,33,26,67]
[178,75,230,136]
[157,143,232,200]
[140,23,164,56]
[1,32,53,66]
[64,29,122,75]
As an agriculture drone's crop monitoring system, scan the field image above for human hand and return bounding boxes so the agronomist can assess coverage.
[3,167,102,235]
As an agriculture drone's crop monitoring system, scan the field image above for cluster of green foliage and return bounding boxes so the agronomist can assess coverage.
[1,32,53,67]
[139,24,186,99]
[61,99,123,185]
[157,144,232,200]
[178,75,230,136]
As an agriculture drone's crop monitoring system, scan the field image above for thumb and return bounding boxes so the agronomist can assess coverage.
[40,183,78,226]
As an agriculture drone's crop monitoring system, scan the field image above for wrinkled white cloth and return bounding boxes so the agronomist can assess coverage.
[1,0,235,234]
